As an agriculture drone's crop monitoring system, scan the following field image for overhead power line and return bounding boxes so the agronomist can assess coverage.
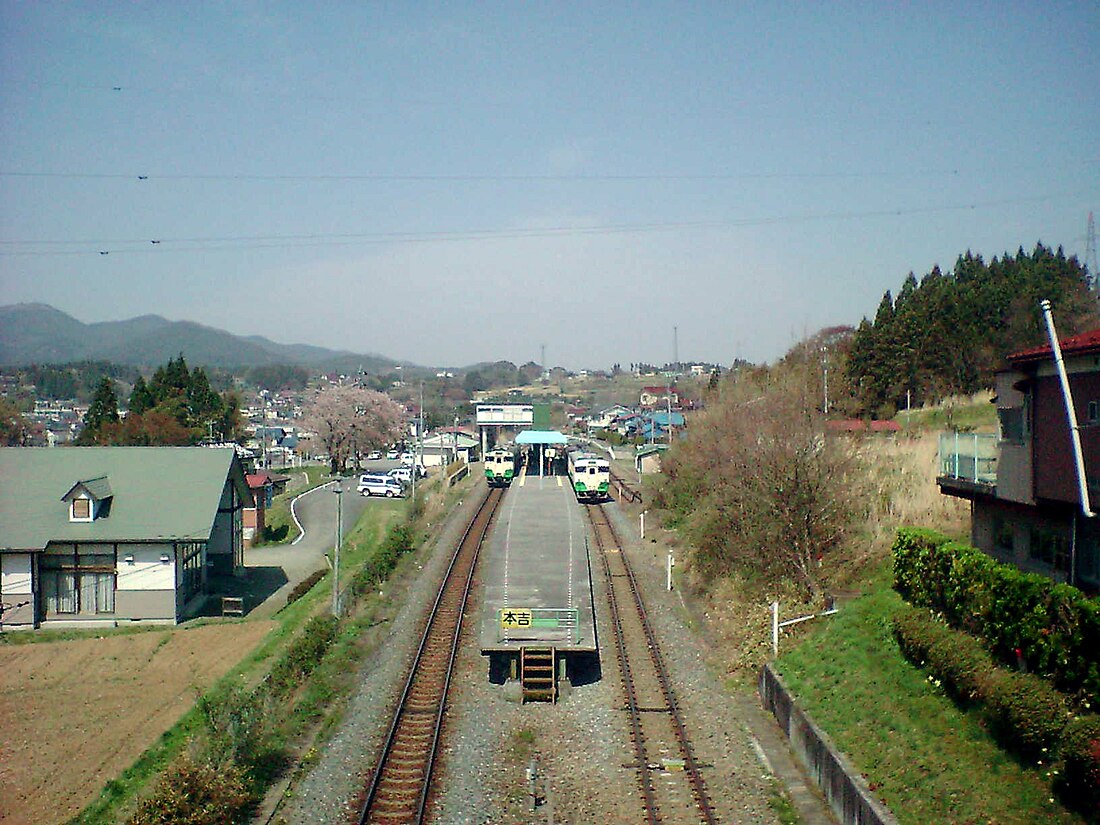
[2,160,1098,184]
[0,188,1095,258]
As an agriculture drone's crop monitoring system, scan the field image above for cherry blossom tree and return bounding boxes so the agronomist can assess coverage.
[304,385,405,474]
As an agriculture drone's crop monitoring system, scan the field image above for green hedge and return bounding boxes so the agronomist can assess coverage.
[1056,715,1100,818]
[893,528,1100,699]
[893,606,1095,807]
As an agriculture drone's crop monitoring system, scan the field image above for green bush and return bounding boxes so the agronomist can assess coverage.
[127,752,253,825]
[350,523,416,597]
[267,614,339,695]
[261,524,289,543]
[892,528,1100,699]
[983,668,1072,758]
[286,569,326,606]
[893,606,996,704]
[1056,715,1100,818]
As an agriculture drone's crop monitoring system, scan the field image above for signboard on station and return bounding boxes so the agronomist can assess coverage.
[499,608,533,629]
[477,404,534,426]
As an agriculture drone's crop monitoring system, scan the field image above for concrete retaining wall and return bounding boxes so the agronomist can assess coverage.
[759,663,899,825]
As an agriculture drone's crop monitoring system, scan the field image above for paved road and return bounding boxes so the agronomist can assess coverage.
[243,476,370,619]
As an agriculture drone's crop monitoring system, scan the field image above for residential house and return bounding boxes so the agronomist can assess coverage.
[587,404,634,430]
[937,328,1100,592]
[0,447,252,629]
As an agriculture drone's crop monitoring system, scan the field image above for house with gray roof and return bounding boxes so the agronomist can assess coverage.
[0,447,252,629]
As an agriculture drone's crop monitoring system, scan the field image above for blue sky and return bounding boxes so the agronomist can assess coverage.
[1,2,1097,369]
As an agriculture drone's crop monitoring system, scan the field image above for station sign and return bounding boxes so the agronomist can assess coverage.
[477,404,534,426]
[499,608,533,629]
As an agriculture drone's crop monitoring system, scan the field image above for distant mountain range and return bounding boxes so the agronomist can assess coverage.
[0,303,411,372]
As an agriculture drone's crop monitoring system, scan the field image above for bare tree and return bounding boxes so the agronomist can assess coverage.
[304,385,404,474]
[659,364,862,600]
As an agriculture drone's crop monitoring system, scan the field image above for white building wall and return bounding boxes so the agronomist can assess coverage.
[1,553,33,594]
[116,544,175,591]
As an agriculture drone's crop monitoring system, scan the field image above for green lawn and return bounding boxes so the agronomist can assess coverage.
[774,564,1083,825]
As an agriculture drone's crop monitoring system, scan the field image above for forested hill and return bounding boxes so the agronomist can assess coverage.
[845,243,1096,417]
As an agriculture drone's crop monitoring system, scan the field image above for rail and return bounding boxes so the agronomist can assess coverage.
[358,486,503,824]
[587,504,717,824]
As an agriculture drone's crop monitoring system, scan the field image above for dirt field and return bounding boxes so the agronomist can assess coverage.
[0,621,276,825]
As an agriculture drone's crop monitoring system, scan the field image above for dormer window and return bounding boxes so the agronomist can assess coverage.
[61,476,112,523]
[71,497,92,521]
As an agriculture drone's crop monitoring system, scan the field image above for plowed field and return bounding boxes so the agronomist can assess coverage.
[0,621,275,825]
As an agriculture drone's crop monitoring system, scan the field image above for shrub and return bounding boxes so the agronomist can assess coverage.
[892,527,1100,699]
[983,668,1072,758]
[1056,715,1100,818]
[127,751,252,825]
[261,524,289,543]
[893,606,994,704]
[267,614,339,695]
[286,569,326,606]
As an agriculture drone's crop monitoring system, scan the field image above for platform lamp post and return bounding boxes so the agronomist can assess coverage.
[332,484,343,616]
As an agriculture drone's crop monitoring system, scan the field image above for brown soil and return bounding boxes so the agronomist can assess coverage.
[0,620,276,825]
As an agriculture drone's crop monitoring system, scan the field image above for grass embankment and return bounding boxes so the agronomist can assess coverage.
[895,392,997,433]
[69,472,471,825]
[774,562,1083,825]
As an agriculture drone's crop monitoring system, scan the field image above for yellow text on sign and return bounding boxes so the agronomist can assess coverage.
[499,608,532,629]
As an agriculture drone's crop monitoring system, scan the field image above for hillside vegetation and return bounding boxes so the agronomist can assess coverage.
[844,243,1096,417]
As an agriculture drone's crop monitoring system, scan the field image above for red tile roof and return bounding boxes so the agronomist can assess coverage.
[1009,328,1100,365]
[246,472,273,489]
[825,419,902,433]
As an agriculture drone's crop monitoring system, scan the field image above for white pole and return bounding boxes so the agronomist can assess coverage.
[640,510,646,539]
[771,601,779,656]
[1041,299,1095,518]
[333,486,343,616]
[666,552,673,591]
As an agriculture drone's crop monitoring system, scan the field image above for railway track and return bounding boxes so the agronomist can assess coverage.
[588,503,718,825]
[357,487,504,825]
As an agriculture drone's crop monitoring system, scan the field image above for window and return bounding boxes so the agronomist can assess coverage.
[41,545,115,615]
[71,497,91,521]
[1089,401,1099,425]
[179,542,205,602]
[998,407,1026,442]
[1029,529,1070,573]
[993,518,1014,552]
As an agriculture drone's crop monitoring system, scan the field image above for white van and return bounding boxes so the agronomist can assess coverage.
[357,474,404,497]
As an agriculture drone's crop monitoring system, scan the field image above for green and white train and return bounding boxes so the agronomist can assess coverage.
[485,445,520,487]
[567,450,610,502]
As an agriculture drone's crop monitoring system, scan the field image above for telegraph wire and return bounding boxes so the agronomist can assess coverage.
[1,188,1096,258]
[2,159,1098,184]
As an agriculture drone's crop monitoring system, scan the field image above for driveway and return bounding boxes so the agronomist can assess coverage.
[207,477,370,619]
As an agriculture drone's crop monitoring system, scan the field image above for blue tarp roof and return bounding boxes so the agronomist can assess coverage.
[515,430,569,445]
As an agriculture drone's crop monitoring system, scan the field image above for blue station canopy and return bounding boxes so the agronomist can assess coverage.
[515,430,568,445]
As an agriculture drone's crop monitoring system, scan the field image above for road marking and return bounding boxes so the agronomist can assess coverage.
[557,476,562,487]
[290,478,341,545]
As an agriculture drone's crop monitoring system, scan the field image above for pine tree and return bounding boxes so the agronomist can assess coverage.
[78,377,120,444]
[129,376,155,415]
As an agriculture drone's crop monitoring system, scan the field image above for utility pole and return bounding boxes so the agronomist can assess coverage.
[332,484,343,616]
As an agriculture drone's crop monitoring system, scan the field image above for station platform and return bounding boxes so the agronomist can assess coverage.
[478,467,598,659]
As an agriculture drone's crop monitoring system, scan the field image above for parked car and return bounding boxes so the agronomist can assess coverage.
[357,474,404,497]
[399,452,416,466]
[386,449,399,460]
[388,466,413,483]
[367,450,382,460]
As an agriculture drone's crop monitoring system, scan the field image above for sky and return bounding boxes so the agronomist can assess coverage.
[1,2,1098,370]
